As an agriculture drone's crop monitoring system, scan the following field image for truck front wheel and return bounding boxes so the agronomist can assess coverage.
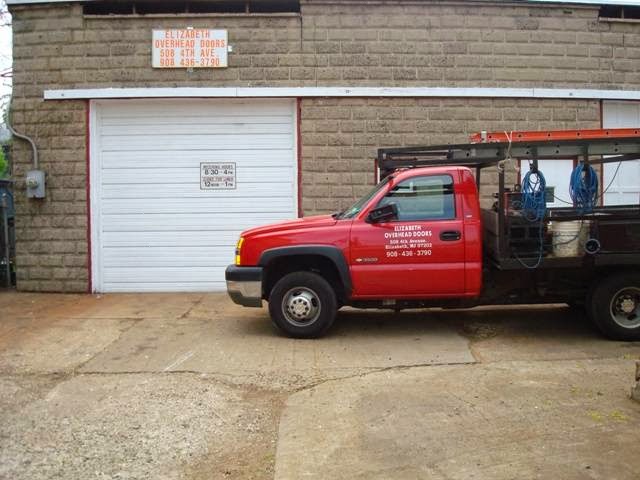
[590,272,640,341]
[268,271,337,338]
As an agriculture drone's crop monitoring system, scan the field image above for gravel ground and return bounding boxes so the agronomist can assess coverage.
[1,372,284,480]
[1,292,639,479]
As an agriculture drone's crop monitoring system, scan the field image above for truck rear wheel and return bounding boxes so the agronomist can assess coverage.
[590,272,640,341]
[268,271,337,338]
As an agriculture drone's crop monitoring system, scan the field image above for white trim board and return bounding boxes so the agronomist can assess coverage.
[45,87,640,101]
[88,100,100,293]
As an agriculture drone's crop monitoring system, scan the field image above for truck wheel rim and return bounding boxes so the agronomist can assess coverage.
[610,287,640,329]
[282,287,321,327]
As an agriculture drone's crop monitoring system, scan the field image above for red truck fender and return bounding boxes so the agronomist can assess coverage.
[259,245,353,298]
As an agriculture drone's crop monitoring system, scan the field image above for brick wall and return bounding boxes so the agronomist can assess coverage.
[7,1,639,291]
[10,2,640,90]
[300,97,601,214]
[302,1,640,89]
[9,99,87,292]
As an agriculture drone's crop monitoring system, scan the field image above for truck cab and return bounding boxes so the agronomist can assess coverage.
[226,165,482,337]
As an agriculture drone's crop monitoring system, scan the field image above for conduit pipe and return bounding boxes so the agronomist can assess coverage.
[7,124,38,170]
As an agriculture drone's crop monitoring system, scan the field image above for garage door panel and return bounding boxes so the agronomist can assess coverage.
[101,133,294,151]
[101,114,291,126]
[102,230,242,247]
[101,150,294,168]
[100,197,294,214]
[103,266,229,283]
[102,167,292,184]
[100,182,294,199]
[102,282,226,293]
[520,159,574,206]
[101,213,288,231]
[603,101,640,206]
[101,123,292,136]
[100,100,293,117]
[93,98,297,293]
[103,247,234,267]
[604,192,639,204]
[102,246,233,256]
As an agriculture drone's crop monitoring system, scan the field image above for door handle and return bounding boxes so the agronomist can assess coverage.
[440,230,461,241]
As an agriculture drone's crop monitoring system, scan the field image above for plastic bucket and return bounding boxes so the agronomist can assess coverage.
[550,221,590,257]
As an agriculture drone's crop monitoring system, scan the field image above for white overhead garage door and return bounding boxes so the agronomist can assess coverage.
[90,99,297,292]
[602,101,640,206]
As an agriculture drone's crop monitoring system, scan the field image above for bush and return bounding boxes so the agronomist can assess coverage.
[0,148,6,178]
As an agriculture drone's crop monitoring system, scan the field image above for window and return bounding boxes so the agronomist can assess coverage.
[339,176,392,220]
[83,0,300,16]
[377,175,456,221]
[599,5,640,21]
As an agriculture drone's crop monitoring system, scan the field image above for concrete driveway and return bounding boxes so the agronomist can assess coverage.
[1,292,639,479]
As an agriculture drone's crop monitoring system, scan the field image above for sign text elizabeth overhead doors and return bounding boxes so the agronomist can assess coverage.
[90,98,297,292]
[152,29,228,68]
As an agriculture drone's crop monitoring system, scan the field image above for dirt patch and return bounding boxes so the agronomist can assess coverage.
[186,388,286,480]
[460,320,506,341]
[0,372,285,480]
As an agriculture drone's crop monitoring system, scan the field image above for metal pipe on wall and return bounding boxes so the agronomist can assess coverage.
[7,124,39,170]
[1,192,9,288]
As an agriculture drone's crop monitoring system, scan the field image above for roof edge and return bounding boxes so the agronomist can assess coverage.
[6,0,640,7]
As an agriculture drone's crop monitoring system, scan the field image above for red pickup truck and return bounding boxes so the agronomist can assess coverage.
[226,131,640,340]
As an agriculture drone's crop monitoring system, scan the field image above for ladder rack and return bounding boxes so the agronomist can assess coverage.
[469,128,640,143]
[375,128,640,271]
[378,129,640,178]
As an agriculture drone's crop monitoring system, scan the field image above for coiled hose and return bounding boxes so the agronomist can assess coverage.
[569,162,598,214]
[522,168,547,222]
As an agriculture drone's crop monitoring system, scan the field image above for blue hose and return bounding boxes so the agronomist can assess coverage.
[569,163,598,214]
[514,167,547,269]
[521,168,547,222]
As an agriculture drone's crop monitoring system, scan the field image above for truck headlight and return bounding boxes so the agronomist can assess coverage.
[235,237,244,265]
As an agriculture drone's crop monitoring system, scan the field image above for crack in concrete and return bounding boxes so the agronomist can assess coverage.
[1,362,481,397]
[177,295,206,320]
[288,360,480,395]
[5,353,637,381]
[69,296,204,376]
[72,317,144,374]
[3,353,637,409]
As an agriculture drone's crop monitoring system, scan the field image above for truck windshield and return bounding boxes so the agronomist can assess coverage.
[338,176,392,219]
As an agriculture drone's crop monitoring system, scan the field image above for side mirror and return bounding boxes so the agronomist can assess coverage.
[367,203,397,223]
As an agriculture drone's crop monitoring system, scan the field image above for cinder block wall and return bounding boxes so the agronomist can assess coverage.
[8,1,639,291]
[299,97,601,214]
[301,1,640,89]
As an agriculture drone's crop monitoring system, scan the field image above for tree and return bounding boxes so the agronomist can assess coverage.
[0,0,10,119]
[0,0,10,179]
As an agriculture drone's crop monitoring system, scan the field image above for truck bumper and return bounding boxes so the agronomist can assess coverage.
[225,265,263,307]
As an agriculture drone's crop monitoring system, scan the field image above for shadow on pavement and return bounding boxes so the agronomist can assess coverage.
[329,304,601,340]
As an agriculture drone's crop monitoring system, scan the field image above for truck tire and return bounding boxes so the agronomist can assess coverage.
[268,271,337,338]
[589,272,640,341]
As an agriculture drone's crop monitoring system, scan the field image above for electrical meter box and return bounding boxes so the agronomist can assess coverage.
[26,170,45,198]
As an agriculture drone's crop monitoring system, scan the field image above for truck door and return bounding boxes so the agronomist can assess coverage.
[349,173,466,298]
